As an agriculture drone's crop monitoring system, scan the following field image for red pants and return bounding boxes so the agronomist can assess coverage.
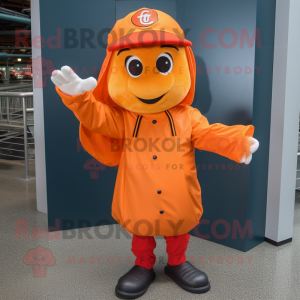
[131,233,190,270]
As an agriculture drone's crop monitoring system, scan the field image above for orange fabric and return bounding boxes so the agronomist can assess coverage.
[108,31,192,52]
[92,50,115,106]
[179,46,196,106]
[56,86,123,166]
[56,87,254,236]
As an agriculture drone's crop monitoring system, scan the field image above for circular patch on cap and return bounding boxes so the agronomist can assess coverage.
[131,9,158,27]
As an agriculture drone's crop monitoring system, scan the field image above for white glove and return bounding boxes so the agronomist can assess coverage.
[240,137,259,165]
[51,65,97,96]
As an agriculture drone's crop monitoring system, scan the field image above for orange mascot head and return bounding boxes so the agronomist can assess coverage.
[93,8,195,113]
[80,8,196,166]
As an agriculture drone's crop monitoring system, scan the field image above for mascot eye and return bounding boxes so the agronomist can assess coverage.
[156,53,173,75]
[126,56,143,78]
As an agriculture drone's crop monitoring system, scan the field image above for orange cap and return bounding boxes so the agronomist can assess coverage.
[107,8,192,51]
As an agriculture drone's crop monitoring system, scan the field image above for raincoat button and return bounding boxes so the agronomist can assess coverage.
[152,120,157,124]
[160,210,164,214]
[157,190,161,194]
[153,155,157,160]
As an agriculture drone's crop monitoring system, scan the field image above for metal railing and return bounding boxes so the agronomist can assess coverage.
[0,84,33,92]
[0,91,35,181]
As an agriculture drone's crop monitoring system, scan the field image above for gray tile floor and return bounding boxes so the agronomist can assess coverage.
[1,161,300,300]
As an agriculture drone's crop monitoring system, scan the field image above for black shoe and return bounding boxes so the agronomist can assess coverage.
[165,261,210,294]
[115,265,156,299]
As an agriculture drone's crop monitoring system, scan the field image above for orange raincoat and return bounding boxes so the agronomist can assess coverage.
[56,8,254,237]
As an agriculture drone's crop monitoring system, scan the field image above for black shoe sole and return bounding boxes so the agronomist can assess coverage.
[164,266,211,294]
[115,274,156,299]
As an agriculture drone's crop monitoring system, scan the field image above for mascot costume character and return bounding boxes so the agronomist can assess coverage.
[51,8,259,299]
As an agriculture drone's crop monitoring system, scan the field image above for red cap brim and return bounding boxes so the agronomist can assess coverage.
[108,31,192,51]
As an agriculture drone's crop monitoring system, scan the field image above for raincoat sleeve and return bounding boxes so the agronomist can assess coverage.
[55,86,124,139]
[190,108,254,163]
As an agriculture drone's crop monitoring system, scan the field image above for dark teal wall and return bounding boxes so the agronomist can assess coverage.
[177,0,255,251]
[40,0,118,230]
[246,0,276,251]
[179,0,275,251]
[40,0,276,251]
